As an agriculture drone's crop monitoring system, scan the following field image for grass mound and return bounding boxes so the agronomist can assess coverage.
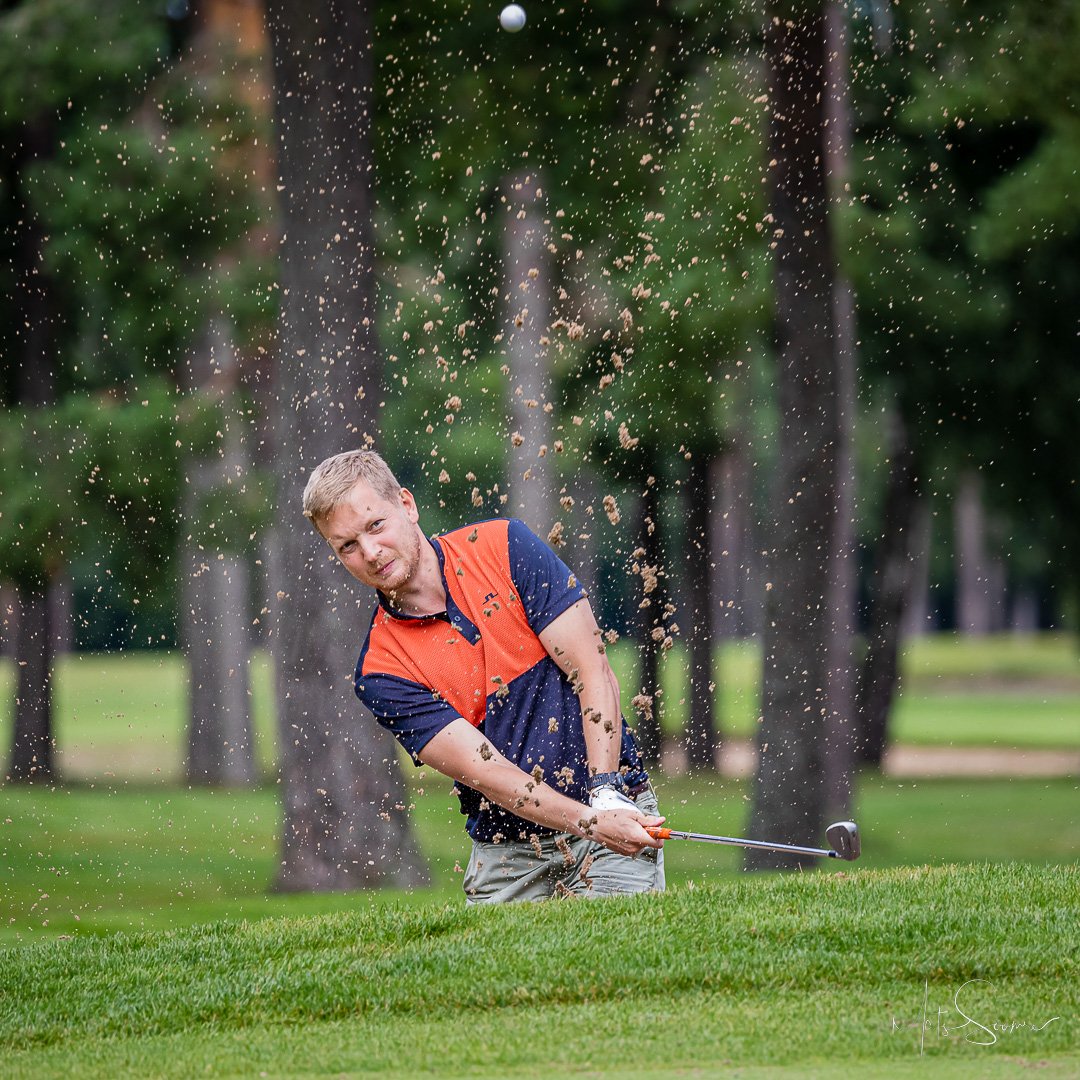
[1,863,1075,1077]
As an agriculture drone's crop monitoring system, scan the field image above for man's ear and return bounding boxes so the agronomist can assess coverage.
[399,487,420,523]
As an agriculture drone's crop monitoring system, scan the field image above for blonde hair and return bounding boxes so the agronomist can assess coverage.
[302,449,401,530]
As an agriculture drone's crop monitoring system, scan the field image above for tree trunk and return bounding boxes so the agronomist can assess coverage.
[823,274,857,815]
[504,170,557,540]
[7,118,59,784]
[181,318,257,787]
[7,576,55,782]
[954,471,993,635]
[711,444,750,639]
[746,0,842,870]
[822,0,858,817]
[1010,589,1039,634]
[685,450,719,771]
[857,408,920,766]
[183,544,255,784]
[47,576,73,656]
[901,503,933,637]
[265,0,428,890]
[561,462,601,598]
[631,472,665,765]
[0,583,16,659]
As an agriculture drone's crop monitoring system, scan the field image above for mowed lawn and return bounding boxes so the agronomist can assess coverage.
[1,773,1077,947]
[638,633,1080,750]
[0,633,1078,787]
[0,632,1077,950]
[0,636,1077,1076]
[1,863,1076,1078]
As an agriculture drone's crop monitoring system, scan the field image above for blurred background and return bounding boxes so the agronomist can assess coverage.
[1,0,1077,943]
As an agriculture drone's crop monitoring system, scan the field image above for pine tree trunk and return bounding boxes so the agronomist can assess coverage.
[183,544,255,784]
[631,473,665,765]
[0,583,16,659]
[822,0,858,817]
[505,170,556,540]
[1010,589,1039,634]
[265,0,428,890]
[685,451,719,771]
[8,576,55,782]
[7,118,58,784]
[901,504,933,637]
[746,0,842,870]
[857,408,920,766]
[181,319,257,787]
[711,445,750,639]
[954,472,992,635]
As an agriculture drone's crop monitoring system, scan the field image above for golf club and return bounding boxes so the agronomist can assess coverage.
[644,819,861,861]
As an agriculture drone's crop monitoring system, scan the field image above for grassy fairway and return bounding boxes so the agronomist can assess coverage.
[633,633,1080,750]
[2,774,1077,947]
[0,634,1077,787]
[0,864,1075,1078]
[0,637,1076,1076]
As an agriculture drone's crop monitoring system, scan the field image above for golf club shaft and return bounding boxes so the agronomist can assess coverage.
[645,826,839,859]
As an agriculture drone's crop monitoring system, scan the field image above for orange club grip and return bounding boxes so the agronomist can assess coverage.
[645,826,672,839]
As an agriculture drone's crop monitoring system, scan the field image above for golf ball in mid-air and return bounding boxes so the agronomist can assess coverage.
[499,4,526,32]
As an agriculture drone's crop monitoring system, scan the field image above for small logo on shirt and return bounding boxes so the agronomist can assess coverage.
[483,591,498,604]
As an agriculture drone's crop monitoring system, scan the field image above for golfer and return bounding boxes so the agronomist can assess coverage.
[303,449,665,903]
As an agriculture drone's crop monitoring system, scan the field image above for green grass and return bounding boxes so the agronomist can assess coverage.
[0,633,1077,787]
[1,863,1075,1077]
[891,693,1080,748]
[0,636,1076,1075]
[625,633,1080,750]
[903,633,1080,682]
[2,773,1077,948]
[0,651,279,782]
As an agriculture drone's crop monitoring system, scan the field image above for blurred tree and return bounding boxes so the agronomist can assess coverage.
[0,0,260,781]
[745,0,847,870]
[264,0,429,890]
[173,0,278,788]
[856,406,920,765]
[556,56,771,768]
[914,0,1080,630]
[503,171,557,540]
[180,317,258,787]
[847,0,1080,756]
[822,0,858,817]
[368,3,764,774]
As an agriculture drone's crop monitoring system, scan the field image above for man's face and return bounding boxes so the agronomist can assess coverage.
[320,481,423,594]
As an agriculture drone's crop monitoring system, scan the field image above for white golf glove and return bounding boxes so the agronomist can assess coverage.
[589,784,639,812]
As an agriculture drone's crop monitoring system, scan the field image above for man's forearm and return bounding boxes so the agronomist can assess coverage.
[464,755,662,856]
[417,718,664,855]
[578,662,623,776]
[470,756,596,837]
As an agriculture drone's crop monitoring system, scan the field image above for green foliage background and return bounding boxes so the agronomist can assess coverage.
[0,0,1077,641]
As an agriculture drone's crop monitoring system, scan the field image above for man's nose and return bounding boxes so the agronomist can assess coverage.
[359,535,382,561]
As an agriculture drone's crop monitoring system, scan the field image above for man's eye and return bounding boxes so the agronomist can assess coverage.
[371,520,383,531]
[340,541,355,553]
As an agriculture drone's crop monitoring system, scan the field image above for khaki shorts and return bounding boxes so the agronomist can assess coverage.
[463,785,665,904]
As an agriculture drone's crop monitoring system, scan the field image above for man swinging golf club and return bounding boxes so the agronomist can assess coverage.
[303,449,666,904]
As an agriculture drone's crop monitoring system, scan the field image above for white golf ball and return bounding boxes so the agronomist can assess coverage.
[499,4,526,32]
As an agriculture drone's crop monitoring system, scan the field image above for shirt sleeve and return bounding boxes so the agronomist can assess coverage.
[506,518,588,635]
[354,667,463,764]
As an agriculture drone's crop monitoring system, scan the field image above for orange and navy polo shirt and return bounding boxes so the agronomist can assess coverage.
[354,517,648,842]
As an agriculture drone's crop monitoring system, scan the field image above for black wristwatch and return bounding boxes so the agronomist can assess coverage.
[587,770,628,793]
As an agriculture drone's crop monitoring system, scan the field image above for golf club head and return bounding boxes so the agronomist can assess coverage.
[826,820,860,861]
